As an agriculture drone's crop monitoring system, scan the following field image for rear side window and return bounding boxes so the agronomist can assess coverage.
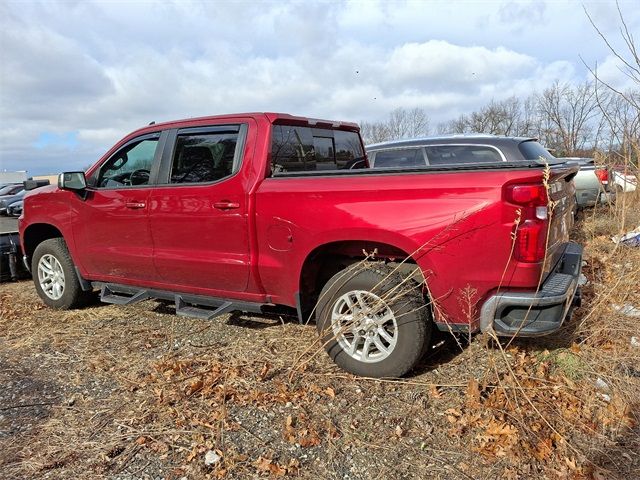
[170,129,240,184]
[373,148,425,168]
[425,145,502,165]
[271,125,364,174]
[518,140,556,161]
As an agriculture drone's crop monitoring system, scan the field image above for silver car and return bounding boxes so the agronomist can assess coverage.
[561,158,614,208]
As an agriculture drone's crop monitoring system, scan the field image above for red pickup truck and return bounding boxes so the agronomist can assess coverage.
[19,113,582,377]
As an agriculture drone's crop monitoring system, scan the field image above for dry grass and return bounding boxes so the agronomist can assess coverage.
[0,193,639,479]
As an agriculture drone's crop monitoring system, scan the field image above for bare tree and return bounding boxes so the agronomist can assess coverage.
[584,1,640,164]
[386,107,430,139]
[360,107,430,145]
[438,96,536,137]
[536,81,599,156]
[359,121,391,145]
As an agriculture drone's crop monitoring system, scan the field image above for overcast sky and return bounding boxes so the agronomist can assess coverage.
[1,0,638,175]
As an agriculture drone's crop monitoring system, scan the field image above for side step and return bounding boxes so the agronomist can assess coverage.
[95,282,266,320]
[100,285,150,305]
[175,297,234,320]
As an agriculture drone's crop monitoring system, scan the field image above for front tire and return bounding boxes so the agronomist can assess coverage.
[32,238,92,309]
[316,263,431,378]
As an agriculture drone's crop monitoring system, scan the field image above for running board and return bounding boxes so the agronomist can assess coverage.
[100,285,150,305]
[94,282,266,319]
[175,297,234,320]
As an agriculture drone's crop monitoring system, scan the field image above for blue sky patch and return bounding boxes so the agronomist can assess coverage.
[33,131,79,150]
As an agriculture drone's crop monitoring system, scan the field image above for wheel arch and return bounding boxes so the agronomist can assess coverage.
[23,223,64,261]
[297,239,431,319]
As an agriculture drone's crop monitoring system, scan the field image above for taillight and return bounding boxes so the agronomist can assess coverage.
[506,184,548,206]
[514,220,547,262]
[505,183,549,263]
[595,168,608,184]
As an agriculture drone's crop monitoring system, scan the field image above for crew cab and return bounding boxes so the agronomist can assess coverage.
[20,113,582,377]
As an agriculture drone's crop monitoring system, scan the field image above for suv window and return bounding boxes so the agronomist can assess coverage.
[425,145,502,165]
[96,135,159,188]
[518,140,555,161]
[373,148,425,168]
[271,125,364,174]
[170,129,240,184]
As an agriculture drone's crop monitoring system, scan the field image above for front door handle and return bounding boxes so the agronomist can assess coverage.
[214,201,240,210]
[125,201,146,209]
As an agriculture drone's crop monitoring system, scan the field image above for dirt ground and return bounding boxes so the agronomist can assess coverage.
[1,198,639,480]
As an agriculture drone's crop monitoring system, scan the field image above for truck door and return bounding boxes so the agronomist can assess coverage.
[148,123,251,294]
[72,132,163,282]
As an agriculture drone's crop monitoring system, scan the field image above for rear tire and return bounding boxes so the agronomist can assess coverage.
[316,263,431,378]
[32,238,92,309]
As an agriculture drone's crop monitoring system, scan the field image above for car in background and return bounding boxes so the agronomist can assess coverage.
[560,158,614,208]
[0,184,23,196]
[366,139,618,209]
[0,189,25,215]
[612,166,638,193]
[366,134,558,169]
[7,200,23,217]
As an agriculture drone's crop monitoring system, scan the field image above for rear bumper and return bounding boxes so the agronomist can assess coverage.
[575,188,615,207]
[480,242,583,337]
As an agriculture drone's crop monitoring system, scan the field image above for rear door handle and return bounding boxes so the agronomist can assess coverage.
[125,201,146,209]
[214,201,240,210]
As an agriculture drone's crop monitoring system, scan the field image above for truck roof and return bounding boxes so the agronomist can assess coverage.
[128,112,360,137]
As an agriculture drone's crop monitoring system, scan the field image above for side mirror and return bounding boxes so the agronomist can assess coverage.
[58,172,87,191]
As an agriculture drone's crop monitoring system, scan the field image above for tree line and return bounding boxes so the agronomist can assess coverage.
[360,5,639,165]
[359,80,639,162]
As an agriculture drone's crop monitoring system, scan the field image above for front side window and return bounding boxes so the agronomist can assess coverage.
[96,136,159,188]
[373,148,425,168]
[271,125,364,174]
[425,145,503,165]
[170,130,239,184]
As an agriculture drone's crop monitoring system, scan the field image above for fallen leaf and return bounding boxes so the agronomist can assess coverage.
[259,363,270,381]
[485,420,517,437]
[429,385,442,398]
[534,438,553,460]
[186,379,203,396]
[466,378,481,408]
[445,408,462,424]
[255,456,272,472]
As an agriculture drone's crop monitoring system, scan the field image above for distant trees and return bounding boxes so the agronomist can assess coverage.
[537,81,600,155]
[360,107,430,145]
[361,78,637,161]
[439,97,532,137]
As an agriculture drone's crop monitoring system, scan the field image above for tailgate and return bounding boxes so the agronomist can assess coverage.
[544,164,578,279]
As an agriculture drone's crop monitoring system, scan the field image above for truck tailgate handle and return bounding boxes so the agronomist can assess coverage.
[214,201,240,210]
[125,201,146,209]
